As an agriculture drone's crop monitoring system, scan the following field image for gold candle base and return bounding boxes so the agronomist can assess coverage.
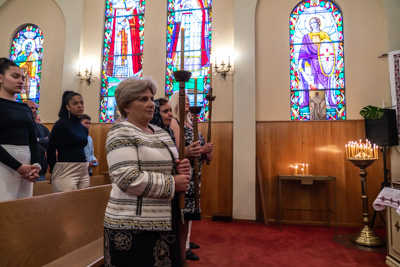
[348,159,385,247]
[352,225,385,247]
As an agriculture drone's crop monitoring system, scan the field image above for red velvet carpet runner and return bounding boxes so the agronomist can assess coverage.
[189,220,386,267]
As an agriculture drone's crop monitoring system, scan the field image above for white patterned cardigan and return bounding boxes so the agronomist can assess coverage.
[104,121,178,231]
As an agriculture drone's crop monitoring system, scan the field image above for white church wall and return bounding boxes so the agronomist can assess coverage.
[0,0,67,123]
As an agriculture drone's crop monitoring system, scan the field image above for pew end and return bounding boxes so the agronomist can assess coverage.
[0,185,111,266]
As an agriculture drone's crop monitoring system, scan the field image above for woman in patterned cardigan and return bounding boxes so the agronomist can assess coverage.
[104,76,190,267]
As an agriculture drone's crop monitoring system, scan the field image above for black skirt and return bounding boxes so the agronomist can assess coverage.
[104,196,182,267]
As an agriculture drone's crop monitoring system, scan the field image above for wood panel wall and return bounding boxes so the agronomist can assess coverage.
[256,120,388,227]
[42,122,233,219]
[43,120,387,226]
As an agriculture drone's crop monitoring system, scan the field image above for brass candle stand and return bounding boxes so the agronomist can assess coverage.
[348,158,385,247]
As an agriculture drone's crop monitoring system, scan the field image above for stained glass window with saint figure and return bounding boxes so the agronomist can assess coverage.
[166,0,212,121]
[290,0,345,120]
[10,24,43,104]
[100,0,145,123]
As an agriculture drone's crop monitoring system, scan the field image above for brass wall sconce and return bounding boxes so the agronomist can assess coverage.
[77,66,93,85]
[213,57,233,80]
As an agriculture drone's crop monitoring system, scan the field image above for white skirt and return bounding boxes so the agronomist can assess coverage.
[0,145,33,201]
[51,162,90,192]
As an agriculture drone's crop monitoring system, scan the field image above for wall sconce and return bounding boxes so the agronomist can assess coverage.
[213,57,233,80]
[77,66,93,85]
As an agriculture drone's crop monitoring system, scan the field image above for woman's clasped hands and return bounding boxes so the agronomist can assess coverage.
[17,164,40,182]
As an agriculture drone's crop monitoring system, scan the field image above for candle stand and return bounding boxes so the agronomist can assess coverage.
[173,70,191,209]
[348,159,385,247]
[189,106,202,209]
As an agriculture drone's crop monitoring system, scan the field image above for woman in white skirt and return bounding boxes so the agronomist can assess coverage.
[47,91,89,192]
[0,57,41,201]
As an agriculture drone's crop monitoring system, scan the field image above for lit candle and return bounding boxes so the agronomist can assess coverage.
[215,57,217,66]
[294,165,298,175]
[90,65,93,73]
[302,164,305,175]
[228,56,230,65]
[181,27,185,70]
[306,164,309,175]
[194,77,197,107]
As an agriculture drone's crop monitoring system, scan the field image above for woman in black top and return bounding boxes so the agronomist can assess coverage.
[0,57,40,201]
[47,91,89,192]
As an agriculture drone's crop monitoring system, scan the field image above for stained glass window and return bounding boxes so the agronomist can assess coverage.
[100,0,145,123]
[10,24,43,104]
[290,0,345,120]
[166,0,212,121]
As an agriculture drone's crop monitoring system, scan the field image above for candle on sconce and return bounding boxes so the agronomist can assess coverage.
[294,165,298,175]
[90,65,93,73]
[181,27,185,70]
[228,56,230,65]
[215,57,217,66]
[306,164,309,175]
[302,164,305,175]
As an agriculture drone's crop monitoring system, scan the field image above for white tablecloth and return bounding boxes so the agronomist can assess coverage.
[373,187,400,216]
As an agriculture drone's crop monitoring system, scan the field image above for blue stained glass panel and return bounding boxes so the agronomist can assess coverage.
[10,24,43,104]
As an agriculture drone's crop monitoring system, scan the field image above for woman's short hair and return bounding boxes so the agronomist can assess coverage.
[0,57,18,75]
[115,76,157,119]
[58,91,82,119]
[169,91,192,125]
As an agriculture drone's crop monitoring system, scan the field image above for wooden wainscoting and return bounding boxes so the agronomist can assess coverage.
[198,122,233,218]
[256,120,388,226]
[43,120,384,226]
[42,122,234,219]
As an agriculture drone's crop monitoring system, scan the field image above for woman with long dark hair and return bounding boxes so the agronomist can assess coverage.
[47,90,89,192]
[0,57,40,201]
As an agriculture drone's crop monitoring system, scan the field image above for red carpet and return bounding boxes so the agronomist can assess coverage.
[188,220,386,267]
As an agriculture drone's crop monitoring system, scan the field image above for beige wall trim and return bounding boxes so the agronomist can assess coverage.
[233,0,258,220]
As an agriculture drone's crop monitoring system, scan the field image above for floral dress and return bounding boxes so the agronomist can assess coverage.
[183,124,205,221]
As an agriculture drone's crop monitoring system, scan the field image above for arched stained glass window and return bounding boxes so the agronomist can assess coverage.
[166,0,212,121]
[290,0,345,121]
[100,0,145,123]
[10,24,43,104]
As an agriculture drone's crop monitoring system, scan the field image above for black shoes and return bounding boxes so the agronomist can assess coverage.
[186,249,199,261]
[190,242,200,249]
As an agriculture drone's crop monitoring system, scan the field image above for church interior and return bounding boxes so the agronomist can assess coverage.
[1,0,400,266]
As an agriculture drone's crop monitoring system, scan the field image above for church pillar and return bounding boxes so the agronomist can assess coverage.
[232,0,258,220]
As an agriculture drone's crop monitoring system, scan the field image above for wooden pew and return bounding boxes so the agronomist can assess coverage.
[0,184,111,267]
[33,174,110,196]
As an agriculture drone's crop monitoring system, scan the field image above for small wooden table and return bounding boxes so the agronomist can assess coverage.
[277,174,337,234]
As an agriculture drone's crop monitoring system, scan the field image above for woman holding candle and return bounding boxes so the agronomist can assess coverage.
[169,91,213,265]
[103,77,190,266]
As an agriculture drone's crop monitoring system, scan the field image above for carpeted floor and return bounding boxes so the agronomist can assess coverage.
[188,220,387,267]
